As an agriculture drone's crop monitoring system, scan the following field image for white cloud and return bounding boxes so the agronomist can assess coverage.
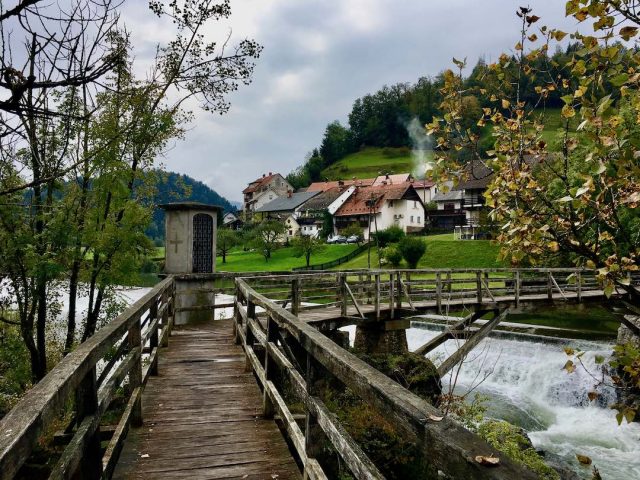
[121,0,578,203]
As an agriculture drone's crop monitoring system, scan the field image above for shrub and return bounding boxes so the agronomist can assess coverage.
[373,226,405,247]
[381,245,402,267]
[477,421,560,480]
[398,236,426,268]
[341,222,363,241]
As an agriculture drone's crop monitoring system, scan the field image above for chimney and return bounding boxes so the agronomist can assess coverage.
[338,180,344,187]
[262,173,266,178]
[269,171,272,176]
[287,190,292,198]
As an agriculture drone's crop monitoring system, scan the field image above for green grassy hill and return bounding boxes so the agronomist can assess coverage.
[321,147,425,180]
[319,110,572,181]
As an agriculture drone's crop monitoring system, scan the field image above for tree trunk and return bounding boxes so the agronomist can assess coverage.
[35,277,48,379]
[66,261,80,353]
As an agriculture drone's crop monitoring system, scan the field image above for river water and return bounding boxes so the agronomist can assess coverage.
[407,321,640,480]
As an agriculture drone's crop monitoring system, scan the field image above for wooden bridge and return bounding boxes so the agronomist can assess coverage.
[1,268,637,480]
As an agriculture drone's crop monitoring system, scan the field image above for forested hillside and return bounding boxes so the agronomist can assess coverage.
[287,44,583,189]
[147,171,235,244]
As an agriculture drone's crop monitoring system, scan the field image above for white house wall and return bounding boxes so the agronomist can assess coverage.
[361,199,424,239]
[253,189,281,211]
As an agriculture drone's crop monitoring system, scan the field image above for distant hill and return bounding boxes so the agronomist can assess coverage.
[147,171,236,244]
[321,147,419,180]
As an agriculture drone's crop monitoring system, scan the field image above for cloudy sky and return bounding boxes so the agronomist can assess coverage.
[124,1,578,203]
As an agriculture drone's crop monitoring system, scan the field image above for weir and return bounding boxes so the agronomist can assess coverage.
[0,268,637,480]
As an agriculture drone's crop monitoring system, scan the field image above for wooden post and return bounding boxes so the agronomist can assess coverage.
[149,300,159,376]
[291,278,300,316]
[515,270,520,308]
[304,353,324,469]
[76,367,102,479]
[234,288,243,345]
[389,273,395,318]
[436,272,442,314]
[484,271,490,300]
[547,271,553,301]
[476,271,482,304]
[160,290,170,347]
[446,271,452,293]
[374,273,381,321]
[128,317,143,427]
[340,274,348,317]
[168,282,175,335]
[263,315,277,418]
[395,272,402,310]
[576,271,582,302]
[245,300,256,372]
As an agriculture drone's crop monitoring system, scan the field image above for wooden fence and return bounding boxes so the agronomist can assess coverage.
[234,274,543,480]
[0,277,175,480]
[292,242,372,271]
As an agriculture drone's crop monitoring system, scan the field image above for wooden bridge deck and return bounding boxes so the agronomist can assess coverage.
[113,319,300,480]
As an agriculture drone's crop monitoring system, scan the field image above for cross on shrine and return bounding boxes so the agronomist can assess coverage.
[169,231,183,254]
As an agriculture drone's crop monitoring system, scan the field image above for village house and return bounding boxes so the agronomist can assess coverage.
[221,211,243,230]
[334,182,425,239]
[253,191,320,239]
[242,172,292,220]
[411,179,437,205]
[427,160,495,231]
[429,189,465,230]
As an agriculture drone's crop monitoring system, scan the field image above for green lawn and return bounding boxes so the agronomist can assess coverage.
[322,147,428,180]
[336,234,504,270]
[216,244,359,272]
[507,304,620,336]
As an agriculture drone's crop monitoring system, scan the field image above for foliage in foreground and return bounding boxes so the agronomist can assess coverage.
[428,3,639,291]
[477,421,560,480]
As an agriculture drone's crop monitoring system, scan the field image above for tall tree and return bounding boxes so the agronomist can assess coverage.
[0,0,262,380]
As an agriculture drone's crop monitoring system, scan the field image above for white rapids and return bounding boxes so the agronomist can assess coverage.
[407,322,640,480]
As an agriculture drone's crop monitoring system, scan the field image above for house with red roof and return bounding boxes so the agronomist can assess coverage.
[334,182,425,239]
[242,172,293,220]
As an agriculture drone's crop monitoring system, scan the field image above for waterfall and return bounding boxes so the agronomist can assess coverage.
[407,322,640,480]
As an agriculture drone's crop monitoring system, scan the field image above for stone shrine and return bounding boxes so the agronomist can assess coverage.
[160,202,221,324]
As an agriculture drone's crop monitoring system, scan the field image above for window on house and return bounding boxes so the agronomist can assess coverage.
[410,216,414,223]
[414,201,417,208]
[417,216,421,224]
[289,230,292,235]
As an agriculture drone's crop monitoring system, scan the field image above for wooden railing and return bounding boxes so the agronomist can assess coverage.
[243,268,626,320]
[0,277,175,480]
[234,274,542,480]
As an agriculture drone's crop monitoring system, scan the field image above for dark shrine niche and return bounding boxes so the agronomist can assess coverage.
[192,213,213,273]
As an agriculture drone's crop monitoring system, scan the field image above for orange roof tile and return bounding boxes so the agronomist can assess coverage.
[243,173,280,194]
[306,178,374,192]
[335,183,418,217]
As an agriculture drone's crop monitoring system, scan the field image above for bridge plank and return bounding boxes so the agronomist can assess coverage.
[112,319,300,480]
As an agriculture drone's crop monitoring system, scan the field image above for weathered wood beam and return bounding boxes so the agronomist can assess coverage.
[344,281,365,319]
[413,310,485,356]
[438,309,509,377]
